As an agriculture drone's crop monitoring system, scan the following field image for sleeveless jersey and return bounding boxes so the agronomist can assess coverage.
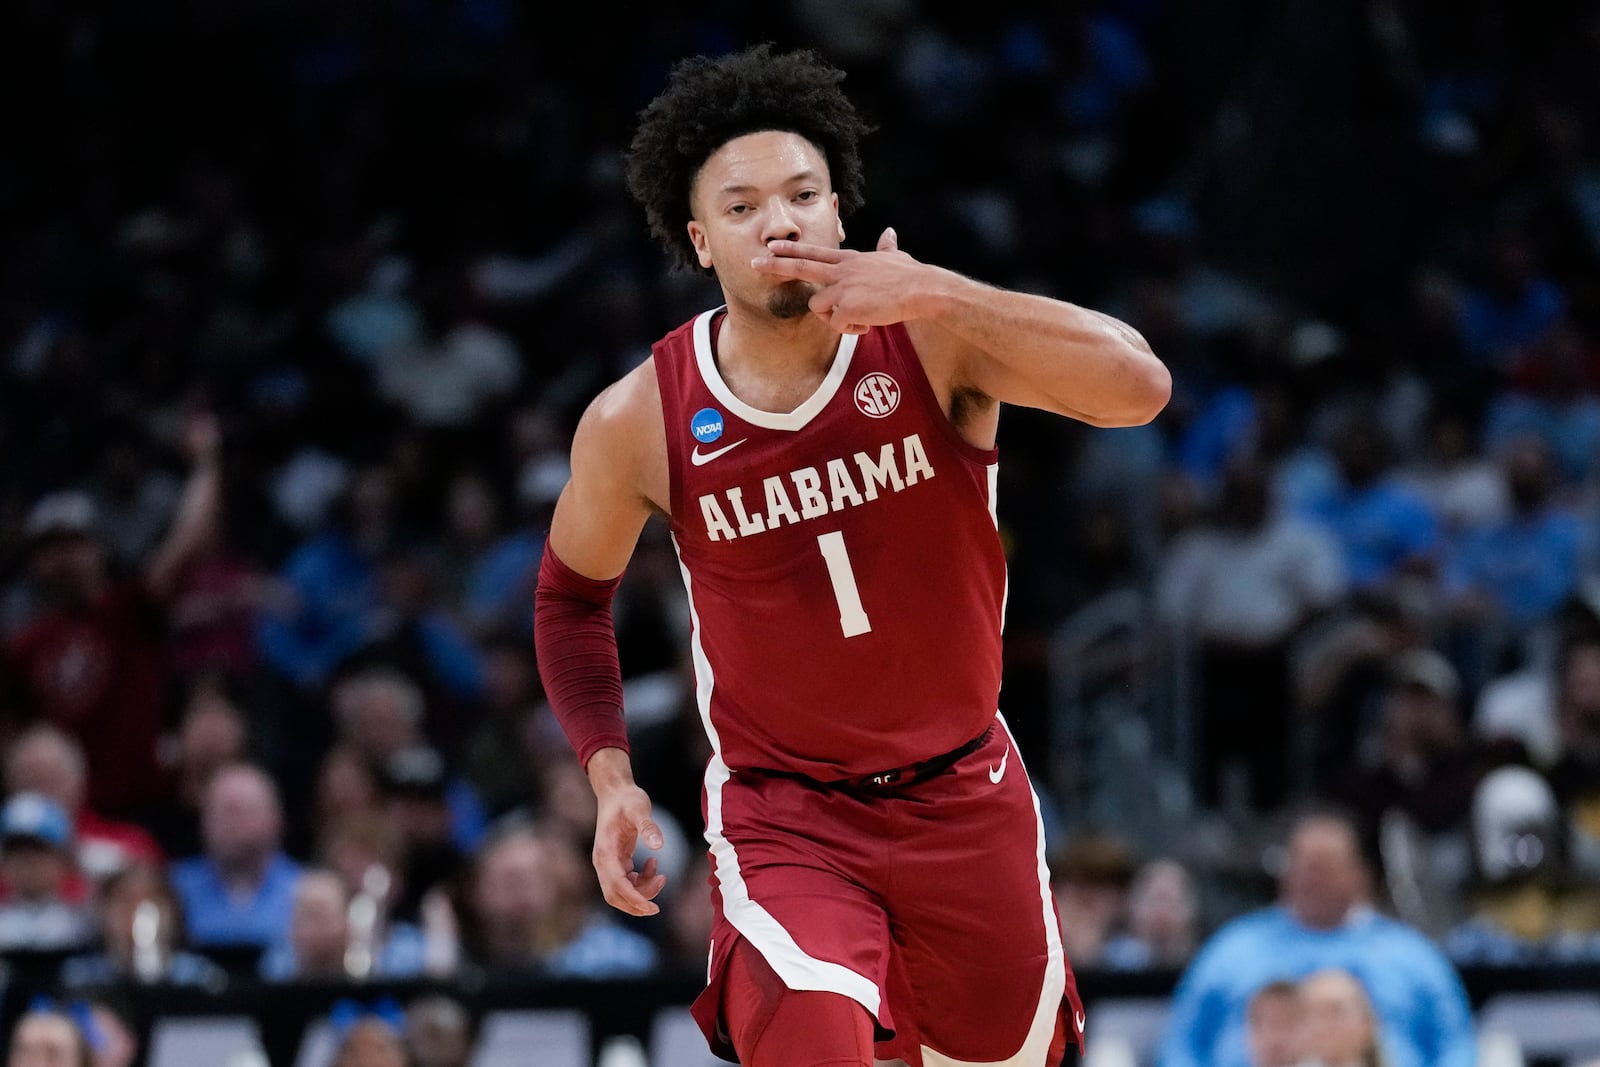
[654,308,1007,779]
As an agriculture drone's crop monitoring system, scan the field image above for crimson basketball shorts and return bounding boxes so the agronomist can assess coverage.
[689,713,1086,1066]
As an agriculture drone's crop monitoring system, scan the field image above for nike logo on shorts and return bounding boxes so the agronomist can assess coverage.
[988,744,1009,784]
[691,439,748,466]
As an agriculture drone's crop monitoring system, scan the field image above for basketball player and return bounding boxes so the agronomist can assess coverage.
[533,44,1170,1067]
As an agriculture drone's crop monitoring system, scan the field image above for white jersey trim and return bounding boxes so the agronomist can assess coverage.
[693,307,860,431]
[671,535,884,1020]
[988,462,1008,634]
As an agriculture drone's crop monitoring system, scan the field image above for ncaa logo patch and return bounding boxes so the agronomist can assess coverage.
[690,407,725,444]
[854,372,900,418]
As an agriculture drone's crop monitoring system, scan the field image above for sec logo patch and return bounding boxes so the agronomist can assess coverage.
[854,373,900,418]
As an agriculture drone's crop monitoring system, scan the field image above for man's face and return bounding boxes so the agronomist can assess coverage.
[290,875,351,971]
[7,1013,83,1067]
[0,840,68,901]
[28,535,105,605]
[686,130,844,319]
[1280,819,1368,930]
[1297,971,1376,1066]
[1247,992,1302,1067]
[5,738,82,813]
[202,771,280,866]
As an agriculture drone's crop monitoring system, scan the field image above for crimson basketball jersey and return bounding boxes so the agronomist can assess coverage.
[654,308,1007,779]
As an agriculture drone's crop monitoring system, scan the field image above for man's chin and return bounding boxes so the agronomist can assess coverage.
[767,282,816,320]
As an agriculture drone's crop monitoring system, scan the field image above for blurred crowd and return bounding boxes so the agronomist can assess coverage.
[3,1,1600,1059]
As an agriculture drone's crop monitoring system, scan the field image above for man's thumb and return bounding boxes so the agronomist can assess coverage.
[639,818,665,851]
[877,227,898,252]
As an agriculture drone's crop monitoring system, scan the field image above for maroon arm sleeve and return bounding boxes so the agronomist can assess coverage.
[534,545,629,768]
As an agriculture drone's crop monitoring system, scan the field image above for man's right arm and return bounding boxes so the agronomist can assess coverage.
[534,364,671,917]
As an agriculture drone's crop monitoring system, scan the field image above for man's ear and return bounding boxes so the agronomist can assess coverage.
[688,221,712,268]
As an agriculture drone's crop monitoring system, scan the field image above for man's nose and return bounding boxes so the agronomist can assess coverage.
[762,198,800,245]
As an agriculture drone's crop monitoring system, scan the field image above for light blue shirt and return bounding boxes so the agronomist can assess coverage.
[544,913,659,979]
[1157,906,1476,1067]
[1299,480,1439,590]
[258,920,427,980]
[170,853,303,948]
[1443,507,1587,627]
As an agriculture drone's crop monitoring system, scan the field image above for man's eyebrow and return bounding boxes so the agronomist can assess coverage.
[716,170,824,196]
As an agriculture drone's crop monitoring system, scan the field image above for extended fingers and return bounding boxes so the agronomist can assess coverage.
[594,845,661,916]
[761,239,846,263]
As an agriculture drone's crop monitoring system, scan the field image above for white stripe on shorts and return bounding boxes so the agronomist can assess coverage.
[673,539,884,1018]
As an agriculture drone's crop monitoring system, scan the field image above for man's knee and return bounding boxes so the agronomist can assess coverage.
[723,939,876,1067]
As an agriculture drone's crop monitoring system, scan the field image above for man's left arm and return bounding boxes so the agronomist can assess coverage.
[753,232,1171,427]
[145,411,224,602]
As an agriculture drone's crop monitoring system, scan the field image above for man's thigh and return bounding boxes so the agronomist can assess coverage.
[691,770,900,1055]
[881,720,1084,1066]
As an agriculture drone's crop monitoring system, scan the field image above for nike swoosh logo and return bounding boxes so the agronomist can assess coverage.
[1075,1010,1086,1034]
[988,745,1009,784]
[691,439,748,466]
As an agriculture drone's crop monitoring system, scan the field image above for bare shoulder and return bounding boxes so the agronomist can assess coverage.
[573,356,669,512]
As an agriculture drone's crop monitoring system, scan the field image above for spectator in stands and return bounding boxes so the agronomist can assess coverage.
[1157,807,1475,1067]
[1440,433,1587,689]
[170,762,302,948]
[436,468,525,642]
[376,746,474,926]
[3,725,161,891]
[354,539,487,738]
[1324,649,1522,887]
[79,998,137,1067]
[1394,400,1509,548]
[1156,454,1348,809]
[256,465,400,693]
[459,632,543,818]
[0,792,90,952]
[1445,765,1570,964]
[2,411,223,818]
[1547,634,1600,877]
[1296,416,1439,594]
[307,743,381,855]
[61,861,224,988]
[455,454,564,641]
[1296,968,1392,1067]
[5,1006,93,1067]
[1245,980,1302,1067]
[657,850,714,975]
[259,866,424,980]
[372,265,523,431]
[331,1013,409,1067]
[1481,318,1600,486]
[404,995,474,1067]
[331,668,486,853]
[460,823,657,978]
[1047,831,1140,968]
[143,677,251,859]
[1296,582,1437,789]
[1103,857,1202,970]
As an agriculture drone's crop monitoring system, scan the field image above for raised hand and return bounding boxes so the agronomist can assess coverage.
[753,227,927,335]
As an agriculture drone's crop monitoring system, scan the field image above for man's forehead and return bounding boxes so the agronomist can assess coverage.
[695,131,829,192]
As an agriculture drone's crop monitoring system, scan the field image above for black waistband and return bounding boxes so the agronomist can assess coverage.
[740,724,994,792]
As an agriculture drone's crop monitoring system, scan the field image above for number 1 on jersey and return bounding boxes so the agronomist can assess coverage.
[817,531,872,637]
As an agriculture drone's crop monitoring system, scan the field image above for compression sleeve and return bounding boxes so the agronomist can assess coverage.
[533,544,628,768]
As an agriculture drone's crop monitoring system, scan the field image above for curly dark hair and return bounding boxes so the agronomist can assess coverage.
[624,43,875,274]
